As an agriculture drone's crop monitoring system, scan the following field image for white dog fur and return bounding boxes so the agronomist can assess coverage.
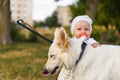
[42,27,120,80]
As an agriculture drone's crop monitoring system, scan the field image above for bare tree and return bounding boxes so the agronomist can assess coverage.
[0,0,12,44]
[86,0,99,19]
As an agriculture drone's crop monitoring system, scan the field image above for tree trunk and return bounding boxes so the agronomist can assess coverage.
[0,0,12,44]
[86,0,99,19]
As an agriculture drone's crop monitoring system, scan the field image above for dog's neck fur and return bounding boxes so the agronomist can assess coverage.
[61,38,83,70]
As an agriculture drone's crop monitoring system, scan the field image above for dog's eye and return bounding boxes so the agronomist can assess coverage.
[50,55,54,58]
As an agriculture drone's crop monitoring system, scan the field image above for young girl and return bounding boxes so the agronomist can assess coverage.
[57,15,100,80]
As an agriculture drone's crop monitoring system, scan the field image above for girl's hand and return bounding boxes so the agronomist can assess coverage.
[91,43,100,48]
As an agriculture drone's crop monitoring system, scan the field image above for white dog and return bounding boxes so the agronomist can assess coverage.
[42,27,120,80]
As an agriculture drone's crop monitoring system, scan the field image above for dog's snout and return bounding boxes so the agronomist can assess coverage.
[42,68,51,76]
[42,69,48,74]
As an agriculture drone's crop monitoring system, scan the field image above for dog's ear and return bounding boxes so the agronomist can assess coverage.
[54,28,59,39]
[54,27,69,49]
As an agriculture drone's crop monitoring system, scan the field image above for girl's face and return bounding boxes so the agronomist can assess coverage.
[74,21,91,39]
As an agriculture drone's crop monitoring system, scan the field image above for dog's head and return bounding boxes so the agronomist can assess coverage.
[42,27,70,76]
[42,27,87,76]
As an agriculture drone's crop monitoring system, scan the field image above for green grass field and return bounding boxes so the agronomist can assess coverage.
[0,42,58,80]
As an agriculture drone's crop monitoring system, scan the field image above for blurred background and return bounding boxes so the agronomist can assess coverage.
[0,0,120,79]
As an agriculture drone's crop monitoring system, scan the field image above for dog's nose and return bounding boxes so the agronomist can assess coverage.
[42,68,51,76]
[42,69,48,74]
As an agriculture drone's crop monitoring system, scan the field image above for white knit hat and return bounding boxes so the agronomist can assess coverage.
[70,15,93,35]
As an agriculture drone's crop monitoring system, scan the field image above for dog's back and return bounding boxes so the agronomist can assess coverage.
[72,44,120,80]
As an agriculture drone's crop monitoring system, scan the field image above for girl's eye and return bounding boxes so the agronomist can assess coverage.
[85,28,90,30]
[77,28,81,30]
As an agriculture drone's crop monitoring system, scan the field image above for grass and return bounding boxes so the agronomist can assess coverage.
[0,34,58,79]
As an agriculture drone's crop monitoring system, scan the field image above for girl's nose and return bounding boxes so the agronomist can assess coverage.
[81,29,86,33]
